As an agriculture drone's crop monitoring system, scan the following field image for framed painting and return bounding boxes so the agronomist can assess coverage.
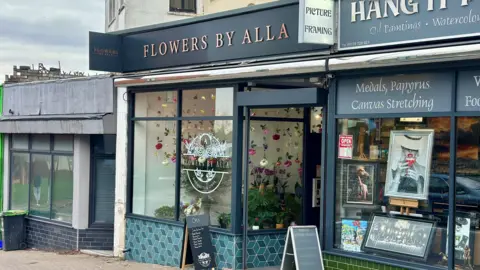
[343,161,376,205]
[340,219,368,253]
[361,213,437,262]
[385,130,435,201]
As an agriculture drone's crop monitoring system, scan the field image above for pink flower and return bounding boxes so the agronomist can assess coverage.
[171,157,177,163]
[189,156,197,161]
[263,129,269,135]
[284,160,292,168]
[249,149,256,155]
[297,168,303,174]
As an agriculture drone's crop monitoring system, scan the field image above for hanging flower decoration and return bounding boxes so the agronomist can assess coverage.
[164,127,170,136]
[198,156,207,163]
[249,149,256,156]
[211,94,215,100]
[260,124,269,135]
[162,159,170,166]
[201,96,206,100]
[250,110,256,116]
[294,123,303,137]
[284,160,293,168]
[171,153,177,163]
[157,96,162,101]
[260,158,269,167]
[295,156,301,164]
[298,168,303,175]
[155,141,163,150]
[272,128,281,141]
[275,157,283,167]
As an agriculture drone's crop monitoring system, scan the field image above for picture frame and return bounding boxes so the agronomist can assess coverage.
[445,214,476,267]
[361,213,437,262]
[342,161,377,205]
[340,219,368,253]
[385,130,435,201]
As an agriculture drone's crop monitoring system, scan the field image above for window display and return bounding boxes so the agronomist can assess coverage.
[334,117,450,268]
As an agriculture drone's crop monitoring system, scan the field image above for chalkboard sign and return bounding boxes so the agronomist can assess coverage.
[181,215,216,270]
[281,226,324,270]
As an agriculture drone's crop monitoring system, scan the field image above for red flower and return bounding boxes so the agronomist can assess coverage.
[295,158,301,164]
[272,134,281,140]
[275,161,282,166]
[284,160,292,168]
[249,149,256,155]
[155,143,163,150]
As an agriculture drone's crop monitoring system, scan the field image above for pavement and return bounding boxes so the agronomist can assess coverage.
[0,249,175,270]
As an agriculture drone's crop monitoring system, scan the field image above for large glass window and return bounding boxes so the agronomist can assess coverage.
[455,117,480,269]
[132,88,234,225]
[246,109,304,230]
[334,117,450,267]
[9,134,73,223]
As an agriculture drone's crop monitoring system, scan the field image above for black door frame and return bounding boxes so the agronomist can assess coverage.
[237,85,328,269]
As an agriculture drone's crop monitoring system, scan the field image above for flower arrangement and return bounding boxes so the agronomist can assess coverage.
[180,198,202,216]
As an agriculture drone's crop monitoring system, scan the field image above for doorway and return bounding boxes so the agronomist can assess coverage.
[238,83,328,269]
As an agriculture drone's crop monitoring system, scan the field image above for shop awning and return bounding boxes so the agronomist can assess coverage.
[0,113,116,134]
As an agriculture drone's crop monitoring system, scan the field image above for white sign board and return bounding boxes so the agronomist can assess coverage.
[298,0,334,45]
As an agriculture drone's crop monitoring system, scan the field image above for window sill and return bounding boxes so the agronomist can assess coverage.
[26,216,73,229]
[323,249,446,270]
[167,11,197,17]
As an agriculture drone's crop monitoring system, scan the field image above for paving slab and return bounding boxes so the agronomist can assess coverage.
[0,249,174,270]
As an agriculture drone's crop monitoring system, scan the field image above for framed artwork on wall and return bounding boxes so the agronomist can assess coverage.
[345,163,376,205]
[385,130,435,201]
[362,213,437,262]
[340,219,368,253]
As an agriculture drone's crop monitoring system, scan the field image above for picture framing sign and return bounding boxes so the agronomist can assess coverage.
[338,0,480,50]
[298,0,334,45]
[281,226,324,270]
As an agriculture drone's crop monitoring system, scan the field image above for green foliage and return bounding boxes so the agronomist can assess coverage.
[217,212,231,228]
[247,186,279,228]
[154,205,175,219]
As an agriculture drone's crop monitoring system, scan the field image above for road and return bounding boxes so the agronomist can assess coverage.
[0,250,175,270]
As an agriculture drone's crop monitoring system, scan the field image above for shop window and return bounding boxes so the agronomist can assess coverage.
[251,107,304,119]
[135,91,178,118]
[180,120,233,227]
[54,135,73,152]
[132,120,177,218]
[51,155,74,223]
[10,152,30,210]
[9,135,73,223]
[170,0,196,13]
[334,117,450,268]
[455,117,480,269]
[247,118,303,230]
[12,134,28,149]
[310,107,323,133]
[182,88,234,117]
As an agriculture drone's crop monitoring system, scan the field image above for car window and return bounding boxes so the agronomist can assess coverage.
[429,176,449,194]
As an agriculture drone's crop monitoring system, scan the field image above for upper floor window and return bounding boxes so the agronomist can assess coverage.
[108,0,116,23]
[170,0,196,13]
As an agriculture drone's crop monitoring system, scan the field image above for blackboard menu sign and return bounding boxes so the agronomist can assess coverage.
[281,226,324,270]
[336,73,453,115]
[457,70,480,112]
[181,215,216,270]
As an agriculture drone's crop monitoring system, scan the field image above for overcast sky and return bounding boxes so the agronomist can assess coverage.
[0,0,105,84]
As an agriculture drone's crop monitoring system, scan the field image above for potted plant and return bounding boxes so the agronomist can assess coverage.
[252,217,260,230]
[275,211,286,229]
[217,212,231,229]
[154,206,175,219]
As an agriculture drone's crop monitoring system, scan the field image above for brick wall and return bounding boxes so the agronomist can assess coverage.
[26,218,77,250]
[26,218,114,251]
[78,228,114,250]
[323,254,408,270]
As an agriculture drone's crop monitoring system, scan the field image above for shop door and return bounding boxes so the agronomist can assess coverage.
[237,85,328,269]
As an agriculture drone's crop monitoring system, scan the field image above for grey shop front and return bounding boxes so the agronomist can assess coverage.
[89,1,480,270]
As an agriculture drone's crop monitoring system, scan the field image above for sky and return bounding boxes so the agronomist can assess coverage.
[0,0,105,84]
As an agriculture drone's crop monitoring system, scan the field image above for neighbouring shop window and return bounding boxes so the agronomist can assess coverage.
[247,109,304,230]
[170,0,196,13]
[131,88,234,225]
[9,134,74,223]
[334,117,450,268]
[455,117,480,269]
[180,120,233,227]
[132,120,177,218]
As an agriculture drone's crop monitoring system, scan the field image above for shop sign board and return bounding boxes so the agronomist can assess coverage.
[181,215,216,270]
[336,72,453,115]
[89,3,329,73]
[457,70,480,111]
[298,0,335,45]
[338,135,353,159]
[281,226,324,270]
[338,0,480,50]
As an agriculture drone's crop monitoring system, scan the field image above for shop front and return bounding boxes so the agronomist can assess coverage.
[89,0,480,270]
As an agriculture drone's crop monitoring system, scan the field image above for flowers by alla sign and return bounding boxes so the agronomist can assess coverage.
[338,0,480,50]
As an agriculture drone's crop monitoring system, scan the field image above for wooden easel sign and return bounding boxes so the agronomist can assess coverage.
[280,226,324,270]
[180,214,216,270]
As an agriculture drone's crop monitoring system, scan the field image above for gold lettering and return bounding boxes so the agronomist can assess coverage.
[169,40,180,53]
[226,31,235,46]
[242,29,252,44]
[216,33,224,48]
[143,45,149,58]
[159,42,167,55]
[191,37,199,51]
[201,35,208,49]
[266,25,275,41]
[278,23,289,40]
[151,44,158,57]
[254,27,264,43]
[182,38,189,52]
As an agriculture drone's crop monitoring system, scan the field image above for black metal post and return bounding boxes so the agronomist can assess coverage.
[231,84,244,234]
[242,106,250,270]
[175,90,182,221]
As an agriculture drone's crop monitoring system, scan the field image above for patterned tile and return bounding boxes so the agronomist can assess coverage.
[235,232,287,269]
